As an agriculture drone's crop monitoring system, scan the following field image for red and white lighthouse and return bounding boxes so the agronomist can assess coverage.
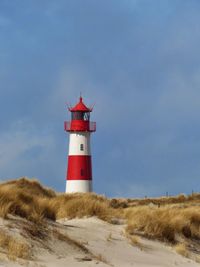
[64,96,96,193]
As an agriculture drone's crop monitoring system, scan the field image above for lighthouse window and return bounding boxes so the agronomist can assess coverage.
[80,144,84,151]
[72,112,84,120]
[80,169,84,176]
[84,112,90,121]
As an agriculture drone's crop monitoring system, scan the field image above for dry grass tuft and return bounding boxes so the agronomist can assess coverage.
[174,243,189,257]
[22,221,48,241]
[51,193,118,222]
[124,231,143,250]
[0,177,57,222]
[196,255,200,263]
[0,178,119,224]
[0,230,31,260]
[129,235,141,247]
[7,239,31,260]
[125,205,200,243]
[0,230,10,248]
[1,177,56,198]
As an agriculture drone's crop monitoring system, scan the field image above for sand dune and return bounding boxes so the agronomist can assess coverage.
[58,217,199,267]
[0,178,199,266]
[0,216,199,267]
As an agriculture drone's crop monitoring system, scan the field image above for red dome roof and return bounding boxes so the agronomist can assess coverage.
[69,97,92,112]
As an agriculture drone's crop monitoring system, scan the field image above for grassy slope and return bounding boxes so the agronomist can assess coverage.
[0,177,200,262]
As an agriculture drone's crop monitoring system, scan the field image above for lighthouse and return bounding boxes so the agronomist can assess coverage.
[64,96,96,193]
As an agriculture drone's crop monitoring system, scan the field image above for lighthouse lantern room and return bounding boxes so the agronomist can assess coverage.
[64,97,96,193]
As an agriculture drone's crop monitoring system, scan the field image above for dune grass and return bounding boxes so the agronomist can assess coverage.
[0,177,200,261]
[125,193,200,207]
[0,230,31,260]
[0,178,200,241]
[0,177,118,223]
[50,193,117,222]
[125,205,200,243]
[0,178,56,222]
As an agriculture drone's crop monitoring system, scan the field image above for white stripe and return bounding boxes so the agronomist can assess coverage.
[68,132,91,155]
[66,180,92,193]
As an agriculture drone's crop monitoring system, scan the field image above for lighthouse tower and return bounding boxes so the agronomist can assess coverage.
[64,96,96,193]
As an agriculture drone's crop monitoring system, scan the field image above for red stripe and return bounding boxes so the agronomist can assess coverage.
[67,155,92,180]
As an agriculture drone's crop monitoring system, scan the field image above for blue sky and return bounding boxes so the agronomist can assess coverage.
[0,0,200,197]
